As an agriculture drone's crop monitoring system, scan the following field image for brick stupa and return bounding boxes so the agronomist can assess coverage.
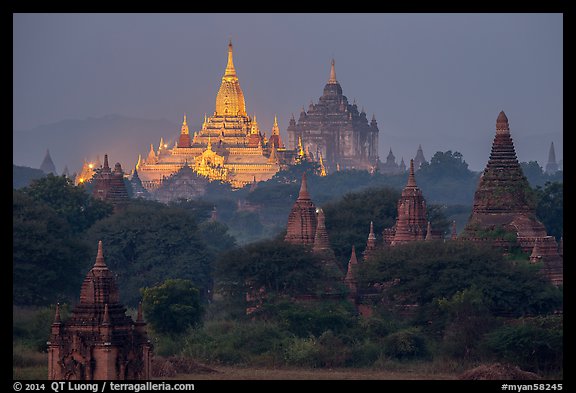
[92,154,129,209]
[460,111,562,286]
[284,172,318,245]
[385,159,429,245]
[47,241,153,380]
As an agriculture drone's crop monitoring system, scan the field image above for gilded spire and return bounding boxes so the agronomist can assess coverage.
[272,115,280,135]
[328,59,337,84]
[319,153,327,177]
[298,136,305,158]
[181,114,189,135]
[224,39,237,80]
[94,240,107,268]
[136,154,142,170]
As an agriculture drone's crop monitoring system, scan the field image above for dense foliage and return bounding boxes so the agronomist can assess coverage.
[84,199,226,306]
[142,279,204,335]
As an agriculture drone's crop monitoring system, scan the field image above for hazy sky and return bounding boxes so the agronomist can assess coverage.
[13,13,563,172]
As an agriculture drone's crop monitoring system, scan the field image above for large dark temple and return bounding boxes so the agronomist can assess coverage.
[287,59,379,172]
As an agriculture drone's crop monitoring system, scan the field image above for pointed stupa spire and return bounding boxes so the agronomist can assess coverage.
[363,221,377,260]
[344,245,359,291]
[53,303,61,324]
[425,221,433,241]
[313,208,331,251]
[406,159,417,188]
[545,142,558,174]
[496,110,510,134]
[224,39,237,80]
[103,154,110,170]
[328,58,338,84]
[272,115,280,135]
[298,172,311,200]
[181,114,189,134]
[451,220,457,240]
[530,238,543,263]
[40,148,57,175]
[94,240,107,268]
[137,301,143,323]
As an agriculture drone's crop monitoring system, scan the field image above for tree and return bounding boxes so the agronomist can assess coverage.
[215,239,327,304]
[357,241,563,319]
[142,279,204,335]
[20,174,113,233]
[534,181,563,240]
[416,151,479,205]
[322,187,400,268]
[84,200,215,306]
[13,190,91,305]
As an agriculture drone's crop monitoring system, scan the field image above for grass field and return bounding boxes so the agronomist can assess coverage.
[167,365,457,380]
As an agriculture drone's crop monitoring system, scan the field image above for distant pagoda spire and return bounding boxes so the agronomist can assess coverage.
[425,221,433,241]
[344,245,359,293]
[545,142,558,174]
[451,220,457,240]
[40,149,57,175]
[313,208,331,252]
[363,221,377,260]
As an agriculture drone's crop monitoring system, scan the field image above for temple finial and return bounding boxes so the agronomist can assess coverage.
[328,58,337,84]
[407,159,417,188]
[298,172,311,200]
[94,240,107,268]
[54,303,61,324]
[137,301,143,323]
[224,39,237,79]
[496,110,510,134]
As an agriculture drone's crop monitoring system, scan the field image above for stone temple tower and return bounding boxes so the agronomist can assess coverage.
[47,241,153,380]
[285,172,318,245]
[386,159,429,245]
[460,111,562,286]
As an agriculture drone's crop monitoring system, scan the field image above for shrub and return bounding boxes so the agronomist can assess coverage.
[383,328,430,360]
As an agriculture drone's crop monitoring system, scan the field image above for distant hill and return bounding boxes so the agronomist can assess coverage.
[13,165,46,189]
[13,114,197,176]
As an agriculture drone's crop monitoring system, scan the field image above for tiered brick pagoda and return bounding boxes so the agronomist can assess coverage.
[286,59,379,172]
[460,111,562,286]
[383,159,430,246]
[284,172,318,245]
[91,154,129,209]
[47,241,152,380]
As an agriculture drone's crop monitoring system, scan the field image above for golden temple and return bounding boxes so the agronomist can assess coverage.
[136,40,288,190]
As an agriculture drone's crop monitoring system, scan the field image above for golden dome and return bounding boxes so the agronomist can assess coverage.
[215,40,247,117]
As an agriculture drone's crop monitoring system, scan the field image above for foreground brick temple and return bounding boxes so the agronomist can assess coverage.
[47,241,153,380]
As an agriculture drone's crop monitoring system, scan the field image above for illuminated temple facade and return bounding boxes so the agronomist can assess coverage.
[137,41,290,190]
